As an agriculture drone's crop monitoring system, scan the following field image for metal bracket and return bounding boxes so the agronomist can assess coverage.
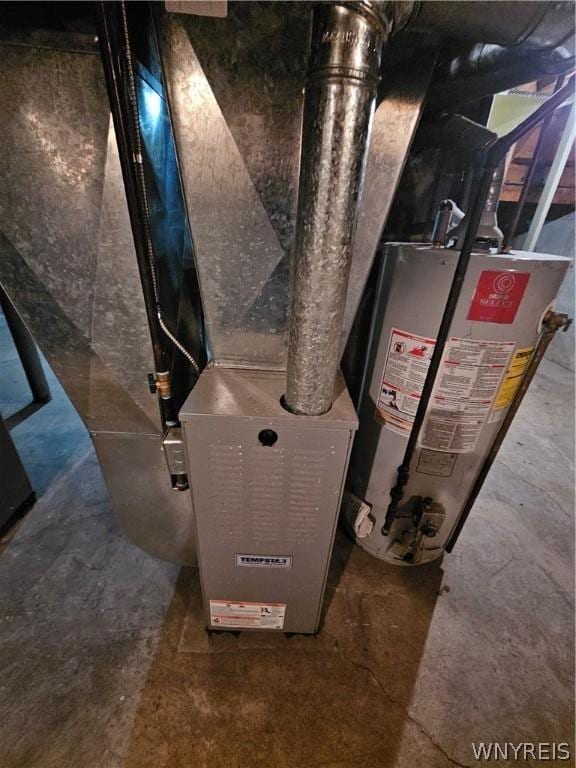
[162,427,189,490]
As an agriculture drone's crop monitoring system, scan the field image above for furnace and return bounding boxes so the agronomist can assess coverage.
[180,368,357,634]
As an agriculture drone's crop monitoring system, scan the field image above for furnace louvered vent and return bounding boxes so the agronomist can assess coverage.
[208,444,244,540]
[208,442,326,546]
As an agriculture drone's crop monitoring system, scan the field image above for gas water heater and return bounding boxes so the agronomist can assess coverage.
[344,244,571,565]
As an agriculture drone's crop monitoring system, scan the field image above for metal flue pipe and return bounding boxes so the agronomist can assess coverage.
[284,2,390,416]
[448,160,506,249]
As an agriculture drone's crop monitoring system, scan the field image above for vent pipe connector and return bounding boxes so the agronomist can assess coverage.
[476,160,505,249]
[285,2,391,416]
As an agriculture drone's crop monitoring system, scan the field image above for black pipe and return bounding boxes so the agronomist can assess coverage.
[382,75,575,535]
[446,311,571,552]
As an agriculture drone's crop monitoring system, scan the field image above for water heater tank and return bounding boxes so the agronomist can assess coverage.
[344,243,570,565]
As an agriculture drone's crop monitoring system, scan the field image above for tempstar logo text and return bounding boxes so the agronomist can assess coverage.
[472,742,571,761]
[235,554,293,569]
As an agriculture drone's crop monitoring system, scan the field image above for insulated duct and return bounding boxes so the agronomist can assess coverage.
[285,2,391,416]
[421,0,575,113]
[426,41,575,113]
[411,0,575,48]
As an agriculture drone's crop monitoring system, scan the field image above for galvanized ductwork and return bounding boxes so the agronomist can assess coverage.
[285,2,390,416]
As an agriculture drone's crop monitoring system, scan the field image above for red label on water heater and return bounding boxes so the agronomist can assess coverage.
[467,270,530,324]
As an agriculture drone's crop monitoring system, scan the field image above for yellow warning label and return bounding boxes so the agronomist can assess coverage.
[494,346,533,410]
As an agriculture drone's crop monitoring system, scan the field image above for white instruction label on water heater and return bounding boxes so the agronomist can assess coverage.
[210,600,286,630]
[420,337,514,453]
[377,328,436,436]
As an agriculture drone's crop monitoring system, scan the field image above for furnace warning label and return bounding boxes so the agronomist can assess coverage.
[377,328,436,436]
[209,600,286,630]
[488,346,533,423]
[421,337,514,453]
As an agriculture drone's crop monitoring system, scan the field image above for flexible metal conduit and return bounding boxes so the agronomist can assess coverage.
[285,2,388,416]
[117,3,200,380]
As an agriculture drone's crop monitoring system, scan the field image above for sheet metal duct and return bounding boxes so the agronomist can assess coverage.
[341,36,437,349]
[159,5,435,371]
[0,17,203,566]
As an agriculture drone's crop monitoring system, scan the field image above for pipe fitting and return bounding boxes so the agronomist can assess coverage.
[476,161,505,249]
[432,200,464,247]
[156,370,172,400]
[306,3,386,84]
[543,309,572,333]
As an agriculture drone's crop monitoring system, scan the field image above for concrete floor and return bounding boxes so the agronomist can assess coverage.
[0,312,574,768]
